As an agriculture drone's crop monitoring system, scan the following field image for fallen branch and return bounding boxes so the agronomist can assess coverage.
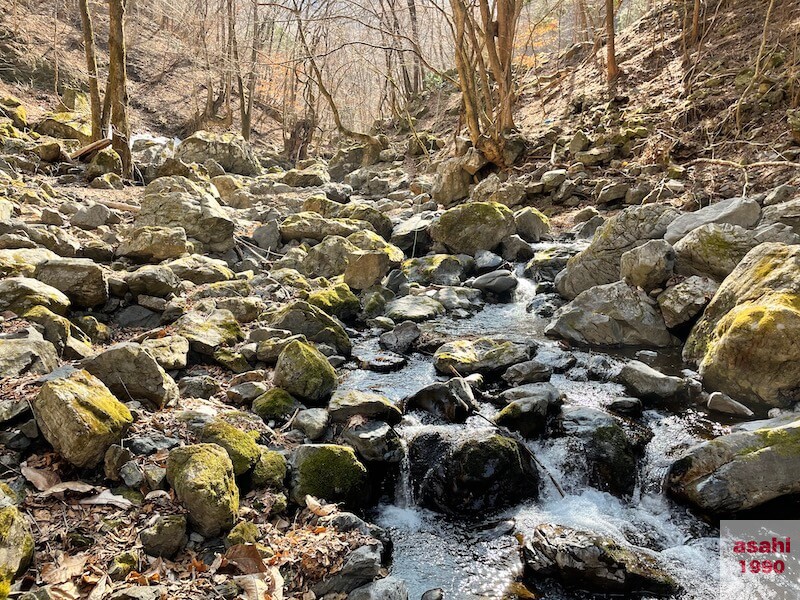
[70,138,112,161]
[95,198,140,212]
[686,158,800,169]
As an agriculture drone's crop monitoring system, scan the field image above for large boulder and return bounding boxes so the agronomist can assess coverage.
[385,296,445,323]
[408,429,539,515]
[166,254,235,284]
[303,236,359,279]
[429,202,516,256]
[273,340,338,404]
[545,281,675,347]
[684,243,800,408]
[32,369,133,468]
[166,444,239,536]
[431,157,471,206]
[667,418,800,513]
[267,301,351,355]
[81,343,179,409]
[523,524,677,596]
[433,337,529,375]
[0,505,35,597]
[136,177,235,252]
[0,277,70,316]
[619,239,674,291]
[556,204,679,299]
[673,223,758,281]
[664,197,761,244]
[34,258,108,308]
[289,444,368,507]
[175,131,261,176]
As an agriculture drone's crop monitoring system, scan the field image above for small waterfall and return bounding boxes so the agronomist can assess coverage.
[395,436,415,508]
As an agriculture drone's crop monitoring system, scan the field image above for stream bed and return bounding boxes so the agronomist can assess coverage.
[340,262,725,600]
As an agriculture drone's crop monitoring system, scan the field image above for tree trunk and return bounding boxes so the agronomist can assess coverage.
[690,0,702,44]
[78,0,103,141]
[606,0,620,82]
[406,0,423,92]
[108,0,132,178]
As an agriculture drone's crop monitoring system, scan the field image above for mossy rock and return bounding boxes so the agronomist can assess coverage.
[225,521,260,548]
[0,276,70,316]
[306,283,360,321]
[429,202,516,256]
[0,505,35,595]
[200,419,261,476]
[433,337,529,375]
[252,388,304,423]
[267,300,351,355]
[274,340,338,405]
[174,309,244,356]
[250,448,287,490]
[32,369,133,468]
[166,444,239,537]
[289,444,368,507]
[346,230,403,261]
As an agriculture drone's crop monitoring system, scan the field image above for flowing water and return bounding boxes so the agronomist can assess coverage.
[340,253,726,600]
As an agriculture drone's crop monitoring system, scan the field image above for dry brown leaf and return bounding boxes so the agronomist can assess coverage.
[41,553,87,585]
[233,567,283,600]
[21,465,61,491]
[86,573,109,600]
[305,496,337,517]
[47,582,82,600]
[79,489,134,509]
[225,543,268,575]
[41,481,96,497]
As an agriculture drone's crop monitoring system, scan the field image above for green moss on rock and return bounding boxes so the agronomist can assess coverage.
[273,340,338,404]
[200,419,261,476]
[252,388,303,423]
[289,444,368,507]
[251,448,288,490]
[306,283,360,320]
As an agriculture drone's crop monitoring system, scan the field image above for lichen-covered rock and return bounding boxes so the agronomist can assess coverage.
[494,385,562,438]
[32,369,133,468]
[166,444,239,537]
[289,444,368,506]
[252,388,304,423]
[0,276,70,315]
[673,223,758,281]
[546,281,675,347]
[141,335,189,370]
[140,515,186,558]
[267,301,351,355]
[0,327,59,377]
[200,419,261,476]
[328,390,402,425]
[34,258,108,308]
[667,418,800,513]
[175,130,261,176]
[165,254,235,285]
[81,342,179,409]
[684,243,800,408]
[281,164,330,187]
[251,448,287,489]
[86,148,122,180]
[523,524,677,596]
[431,157,471,206]
[385,295,445,323]
[0,248,60,278]
[664,197,761,244]
[117,227,191,262]
[556,204,679,299]
[342,421,404,463]
[347,230,404,262]
[657,276,719,329]
[127,264,182,298]
[429,202,516,256]
[136,177,235,252]
[175,309,244,356]
[433,338,529,375]
[35,111,92,144]
[515,207,550,242]
[274,340,338,404]
[402,254,472,286]
[303,236,360,279]
[0,505,34,597]
[409,429,539,515]
[280,212,374,242]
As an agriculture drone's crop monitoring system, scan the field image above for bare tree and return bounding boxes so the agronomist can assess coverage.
[605,0,620,81]
[78,0,103,141]
[108,0,133,177]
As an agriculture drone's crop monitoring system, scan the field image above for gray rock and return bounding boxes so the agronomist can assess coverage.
[616,360,686,400]
[523,523,677,596]
[175,130,261,176]
[494,384,563,438]
[347,577,408,600]
[556,204,679,299]
[673,223,758,281]
[502,359,553,385]
[619,239,674,291]
[514,207,550,242]
[471,269,518,294]
[546,281,675,347]
[759,198,800,236]
[664,197,761,244]
[313,545,382,596]
[667,418,800,513]
[34,258,108,308]
[404,378,477,423]
[179,375,221,399]
[141,335,190,370]
[81,343,179,409]
[140,515,187,558]
[431,157,471,206]
[0,276,70,316]
[267,300,351,355]
[127,265,182,298]
[328,390,402,425]
[763,184,797,206]
[474,250,504,272]
[430,202,516,256]
[656,276,718,329]
[434,337,530,375]
[0,327,59,377]
[117,227,191,262]
[390,212,436,253]
[342,421,404,463]
[707,391,754,417]
[174,309,243,356]
[293,408,329,440]
[71,202,115,229]
[385,296,445,322]
[379,321,420,354]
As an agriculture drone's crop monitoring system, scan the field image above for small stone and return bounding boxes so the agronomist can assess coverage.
[140,515,187,558]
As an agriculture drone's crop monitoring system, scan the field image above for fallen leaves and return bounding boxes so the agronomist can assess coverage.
[41,553,87,585]
[79,489,135,509]
[21,465,61,491]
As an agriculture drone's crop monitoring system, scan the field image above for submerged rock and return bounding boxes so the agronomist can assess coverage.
[409,429,539,515]
[523,523,677,596]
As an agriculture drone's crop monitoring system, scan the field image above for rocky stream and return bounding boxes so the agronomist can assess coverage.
[2,100,800,599]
